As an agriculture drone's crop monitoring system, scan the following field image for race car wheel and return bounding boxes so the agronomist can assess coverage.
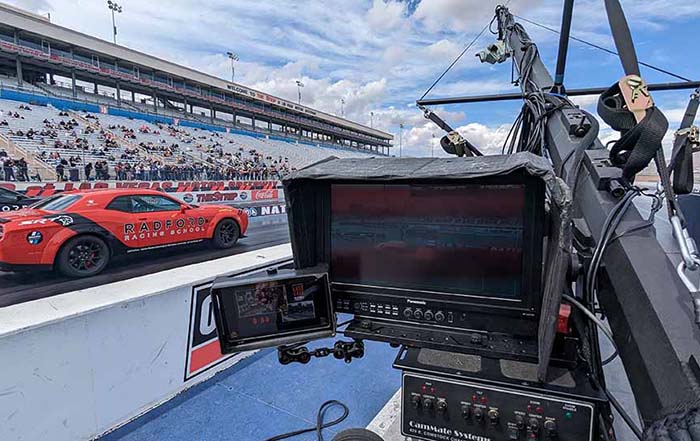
[56,235,110,278]
[212,219,240,249]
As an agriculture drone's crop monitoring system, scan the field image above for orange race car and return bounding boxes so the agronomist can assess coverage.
[0,188,249,277]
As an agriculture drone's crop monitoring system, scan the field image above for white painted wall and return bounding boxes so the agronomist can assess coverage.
[0,243,292,441]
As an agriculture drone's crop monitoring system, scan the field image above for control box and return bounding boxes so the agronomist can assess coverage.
[401,372,595,441]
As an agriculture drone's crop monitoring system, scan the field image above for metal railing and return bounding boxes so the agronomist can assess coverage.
[0,164,285,183]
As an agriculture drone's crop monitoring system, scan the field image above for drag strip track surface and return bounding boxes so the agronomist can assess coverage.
[0,216,290,307]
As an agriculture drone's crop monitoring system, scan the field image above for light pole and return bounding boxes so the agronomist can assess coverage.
[227,51,239,83]
[432,133,436,157]
[399,123,404,158]
[107,1,122,44]
[340,98,345,117]
[370,111,374,128]
[80,128,86,179]
[295,80,304,104]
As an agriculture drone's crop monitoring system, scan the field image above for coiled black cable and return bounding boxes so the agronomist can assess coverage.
[264,400,350,441]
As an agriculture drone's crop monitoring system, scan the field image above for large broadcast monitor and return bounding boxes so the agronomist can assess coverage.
[330,183,528,301]
[327,176,545,351]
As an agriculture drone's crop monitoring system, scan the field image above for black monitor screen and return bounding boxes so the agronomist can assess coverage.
[330,184,526,300]
[215,275,331,346]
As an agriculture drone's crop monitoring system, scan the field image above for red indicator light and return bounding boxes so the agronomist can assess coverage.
[481,396,488,404]
[292,283,304,298]
[472,395,478,402]
[557,304,572,334]
[536,406,544,414]
[421,385,427,393]
[527,405,532,412]
[431,387,436,393]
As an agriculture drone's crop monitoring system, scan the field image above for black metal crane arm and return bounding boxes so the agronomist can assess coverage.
[414,0,700,429]
[496,1,700,428]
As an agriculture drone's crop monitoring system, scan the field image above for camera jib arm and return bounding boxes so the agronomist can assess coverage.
[417,0,700,431]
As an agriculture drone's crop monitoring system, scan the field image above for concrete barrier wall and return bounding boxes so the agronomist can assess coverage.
[0,243,292,441]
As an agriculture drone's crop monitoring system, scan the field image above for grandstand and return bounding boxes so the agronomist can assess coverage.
[0,3,393,170]
[0,94,379,182]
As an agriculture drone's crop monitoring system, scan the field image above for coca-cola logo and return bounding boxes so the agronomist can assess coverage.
[252,189,278,201]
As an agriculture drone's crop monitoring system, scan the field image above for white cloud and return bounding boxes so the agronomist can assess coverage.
[366,0,406,30]
[413,0,543,33]
[423,39,462,61]
[570,95,599,109]
[399,117,511,158]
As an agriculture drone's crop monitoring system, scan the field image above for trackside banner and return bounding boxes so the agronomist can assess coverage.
[185,282,234,380]
[172,189,281,205]
[243,203,286,218]
[1,180,280,193]
[0,181,284,204]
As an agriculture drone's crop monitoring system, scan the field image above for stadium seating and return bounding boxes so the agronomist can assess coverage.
[0,98,376,181]
[0,99,145,166]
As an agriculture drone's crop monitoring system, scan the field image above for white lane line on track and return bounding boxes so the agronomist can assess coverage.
[366,388,402,440]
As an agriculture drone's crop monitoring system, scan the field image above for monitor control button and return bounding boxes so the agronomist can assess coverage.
[403,308,413,318]
[544,420,557,437]
[529,418,540,434]
[488,409,500,425]
[424,310,434,321]
[411,394,421,409]
[414,309,424,320]
[435,311,445,322]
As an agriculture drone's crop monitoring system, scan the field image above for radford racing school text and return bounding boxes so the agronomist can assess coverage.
[123,216,207,242]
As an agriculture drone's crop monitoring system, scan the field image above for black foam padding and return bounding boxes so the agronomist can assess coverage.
[500,359,576,388]
[417,349,482,373]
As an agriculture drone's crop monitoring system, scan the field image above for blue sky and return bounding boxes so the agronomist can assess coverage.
[9,0,700,156]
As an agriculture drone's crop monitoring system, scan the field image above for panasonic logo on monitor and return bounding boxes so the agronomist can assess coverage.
[407,299,427,305]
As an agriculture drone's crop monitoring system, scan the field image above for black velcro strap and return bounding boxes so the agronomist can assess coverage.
[598,83,669,183]
[671,136,694,194]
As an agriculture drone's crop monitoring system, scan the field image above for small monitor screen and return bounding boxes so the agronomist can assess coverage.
[231,278,326,337]
[330,184,526,299]
[212,272,333,352]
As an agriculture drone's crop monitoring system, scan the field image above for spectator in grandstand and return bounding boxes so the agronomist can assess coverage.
[56,159,66,182]
[84,162,93,181]
[16,158,29,182]
[2,157,15,181]
[94,160,110,180]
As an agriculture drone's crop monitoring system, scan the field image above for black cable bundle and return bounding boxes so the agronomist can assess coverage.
[264,400,350,441]
[499,17,550,155]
